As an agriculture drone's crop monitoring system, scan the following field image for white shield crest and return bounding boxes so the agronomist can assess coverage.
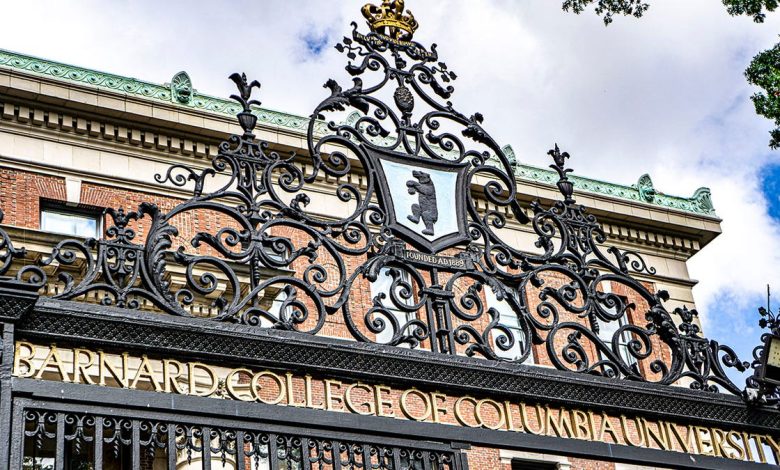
[370,148,469,253]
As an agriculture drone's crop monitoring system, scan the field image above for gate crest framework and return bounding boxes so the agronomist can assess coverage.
[0,0,765,402]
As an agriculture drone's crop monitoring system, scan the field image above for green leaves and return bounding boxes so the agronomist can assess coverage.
[561,0,649,25]
[560,0,778,25]
[746,42,780,148]
[722,0,779,23]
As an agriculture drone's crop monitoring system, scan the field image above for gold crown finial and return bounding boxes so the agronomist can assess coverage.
[361,0,419,40]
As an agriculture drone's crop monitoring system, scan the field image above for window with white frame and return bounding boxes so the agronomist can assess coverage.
[268,286,293,321]
[598,282,637,368]
[40,203,101,238]
[370,267,416,344]
[485,287,534,364]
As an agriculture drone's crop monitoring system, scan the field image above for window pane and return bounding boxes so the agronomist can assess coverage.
[597,282,637,366]
[485,287,533,364]
[370,268,415,344]
[41,209,98,238]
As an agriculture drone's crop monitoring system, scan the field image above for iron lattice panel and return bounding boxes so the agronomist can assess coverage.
[12,401,465,470]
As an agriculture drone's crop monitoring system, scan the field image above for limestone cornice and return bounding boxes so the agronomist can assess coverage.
[0,152,707,275]
[0,48,330,136]
[0,116,719,259]
[0,85,720,251]
[0,49,719,218]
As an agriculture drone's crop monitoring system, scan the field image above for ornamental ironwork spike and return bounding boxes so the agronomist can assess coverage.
[228,72,261,135]
[547,143,574,203]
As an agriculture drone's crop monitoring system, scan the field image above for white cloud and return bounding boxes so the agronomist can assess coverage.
[3,0,780,339]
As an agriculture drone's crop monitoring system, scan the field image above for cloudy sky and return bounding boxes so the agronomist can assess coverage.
[3,1,780,380]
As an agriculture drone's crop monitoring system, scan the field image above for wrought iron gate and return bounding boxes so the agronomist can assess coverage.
[10,395,468,470]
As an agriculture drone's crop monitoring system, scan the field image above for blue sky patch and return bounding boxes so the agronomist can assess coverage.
[762,163,780,220]
[300,30,330,58]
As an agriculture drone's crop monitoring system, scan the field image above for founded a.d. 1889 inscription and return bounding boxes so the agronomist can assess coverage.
[401,249,473,270]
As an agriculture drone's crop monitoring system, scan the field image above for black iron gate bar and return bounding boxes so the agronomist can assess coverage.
[9,397,467,470]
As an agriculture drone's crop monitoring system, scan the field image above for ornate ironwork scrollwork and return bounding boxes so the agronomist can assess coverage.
[0,1,755,399]
[744,302,780,405]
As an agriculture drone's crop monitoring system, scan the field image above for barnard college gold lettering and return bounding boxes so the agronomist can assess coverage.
[13,342,780,464]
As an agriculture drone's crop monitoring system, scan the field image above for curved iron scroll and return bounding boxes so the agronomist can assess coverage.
[745,305,780,405]
[0,11,752,397]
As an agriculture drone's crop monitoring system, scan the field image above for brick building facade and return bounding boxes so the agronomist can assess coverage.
[0,6,777,469]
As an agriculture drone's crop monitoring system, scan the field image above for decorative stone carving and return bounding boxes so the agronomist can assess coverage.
[635,173,656,203]
[170,71,193,104]
[692,187,715,213]
[501,144,517,170]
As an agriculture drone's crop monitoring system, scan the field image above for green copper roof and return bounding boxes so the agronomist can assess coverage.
[0,49,716,217]
[0,49,329,135]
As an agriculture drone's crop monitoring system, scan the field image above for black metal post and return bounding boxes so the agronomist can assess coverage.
[0,322,14,469]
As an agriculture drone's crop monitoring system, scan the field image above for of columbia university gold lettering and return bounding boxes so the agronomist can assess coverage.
[504,401,518,432]
[641,418,669,451]
[19,342,780,466]
[99,350,128,387]
[546,406,574,438]
[454,396,478,427]
[401,388,432,421]
[13,342,35,378]
[620,415,645,447]
[519,403,545,435]
[345,383,375,416]
[597,413,620,444]
[665,422,691,453]
[130,355,161,392]
[324,379,344,411]
[162,359,187,394]
[304,374,324,409]
[225,368,254,401]
[35,344,70,382]
[694,426,714,457]
[72,348,97,385]
[475,398,504,430]
[432,392,448,424]
[572,410,590,440]
[374,385,395,418]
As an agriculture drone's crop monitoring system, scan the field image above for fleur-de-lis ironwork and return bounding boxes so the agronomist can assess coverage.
[0,1,757,403]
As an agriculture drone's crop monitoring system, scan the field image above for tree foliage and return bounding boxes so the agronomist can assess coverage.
[722,0,779,23]
[561,0,648,25]
[562,0,777,25]
[746,43,780,149]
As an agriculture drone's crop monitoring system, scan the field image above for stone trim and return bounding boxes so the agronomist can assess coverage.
[0,154,705,261]
[499,450,571,469]
[0,49,716,216]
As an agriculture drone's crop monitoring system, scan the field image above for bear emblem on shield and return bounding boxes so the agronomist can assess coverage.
[406,170,438,236]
